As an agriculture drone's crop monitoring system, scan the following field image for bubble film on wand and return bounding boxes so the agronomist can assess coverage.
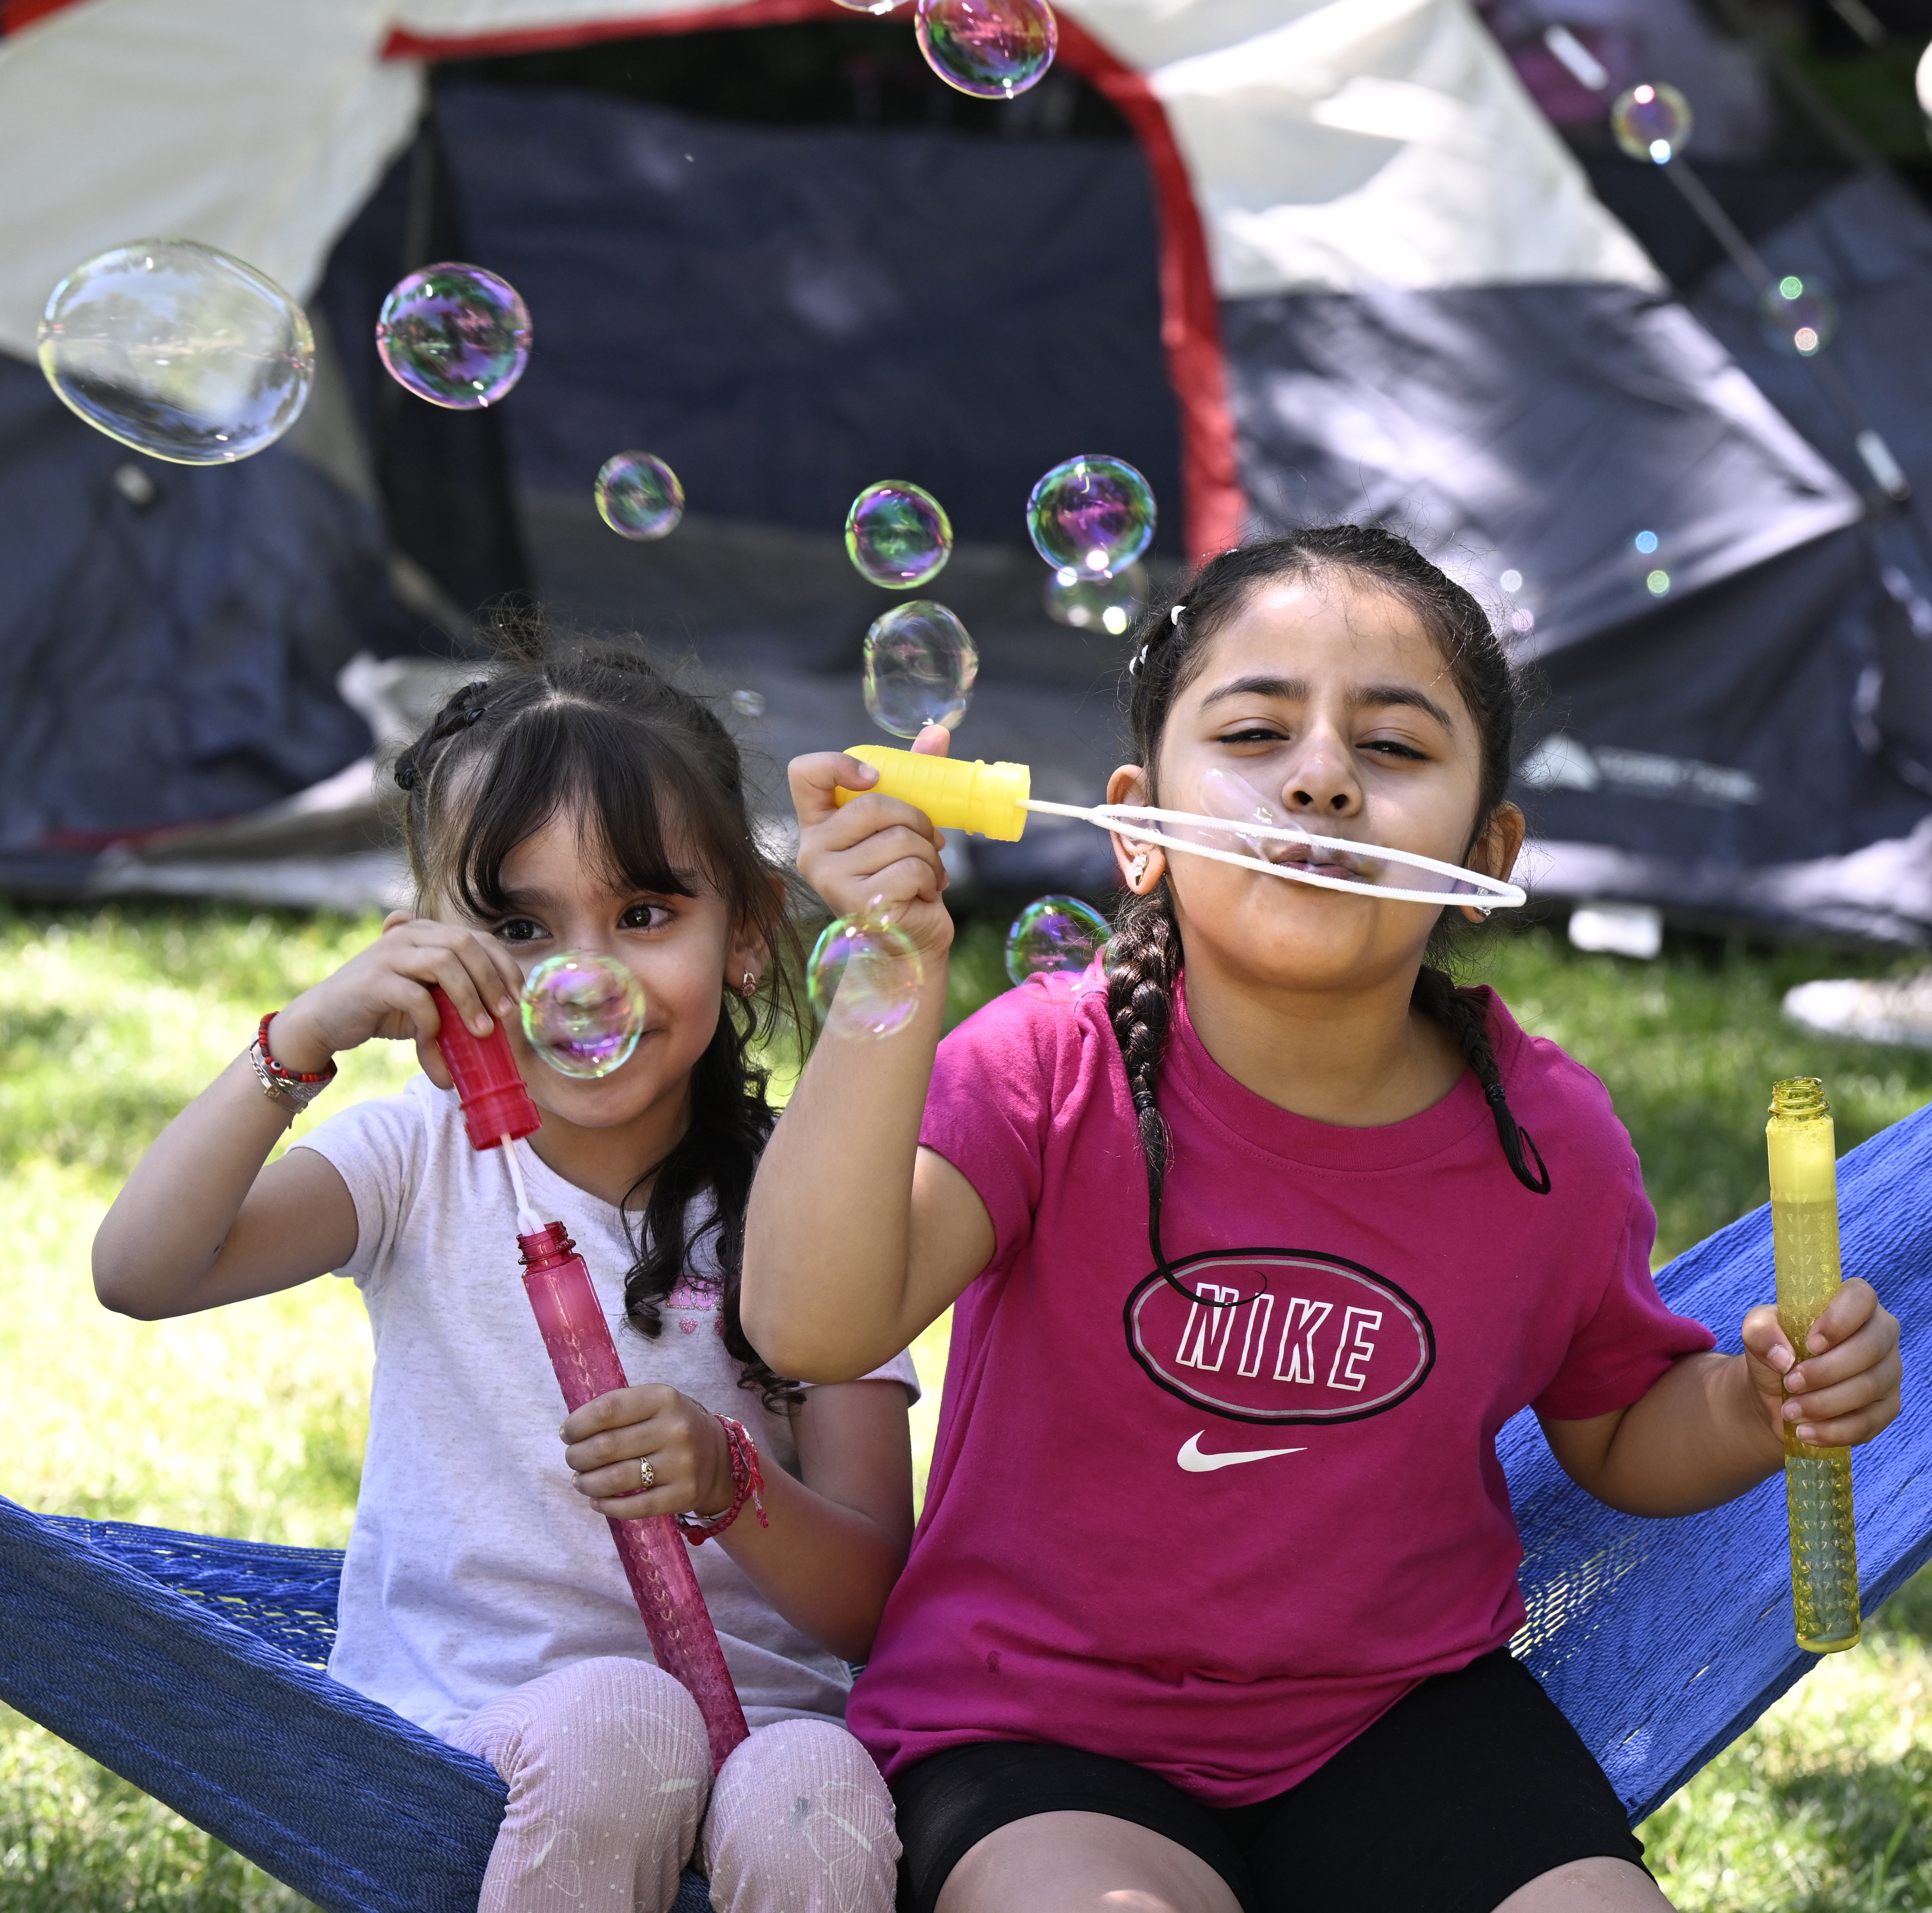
[831,745,1528,909]
[430,988,750,1768]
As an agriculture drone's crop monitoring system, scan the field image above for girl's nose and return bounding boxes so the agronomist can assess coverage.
[1280,736,1361,818]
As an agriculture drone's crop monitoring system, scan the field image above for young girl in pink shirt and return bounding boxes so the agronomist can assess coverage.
[745,528,1903,1913]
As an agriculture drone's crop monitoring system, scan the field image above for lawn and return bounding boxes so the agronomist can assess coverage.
[2,900,1930,1911]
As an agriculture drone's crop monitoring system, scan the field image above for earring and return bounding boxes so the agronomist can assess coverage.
[740,970,758,998]
[1459,903,1493,923]
[1128,850,1151,888]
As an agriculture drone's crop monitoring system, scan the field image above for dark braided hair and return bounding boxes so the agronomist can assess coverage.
[393,623,807,1410]
[1106,528,1547,1304]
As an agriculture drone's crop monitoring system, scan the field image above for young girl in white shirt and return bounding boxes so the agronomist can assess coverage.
[96,643,914,1913]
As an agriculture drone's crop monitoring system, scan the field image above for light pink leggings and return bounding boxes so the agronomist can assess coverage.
[451,1657,900,1913]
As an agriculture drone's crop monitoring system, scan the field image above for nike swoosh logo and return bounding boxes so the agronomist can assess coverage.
[1177,1432,1307,1472]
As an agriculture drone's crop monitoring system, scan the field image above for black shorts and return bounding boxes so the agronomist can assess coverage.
[891,1649,1648,1913]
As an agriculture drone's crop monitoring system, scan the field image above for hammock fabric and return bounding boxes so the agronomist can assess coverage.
[3,1104,1930,1913]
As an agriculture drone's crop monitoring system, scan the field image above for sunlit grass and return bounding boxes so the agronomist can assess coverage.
[2,902,1930,1909]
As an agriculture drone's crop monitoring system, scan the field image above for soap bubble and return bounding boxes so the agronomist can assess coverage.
[376,263,531,408]
[863,601,978,737]
[807,913,924,1039]
[1760,275,1837,357]
[520,950,646,1079]
[596,451,685,539]
[1005,895,1111,997]
[730,688,766,718]
[916,0,1057,97]
[1628,528,1672,598]
[1027,455,1156,577]
[1044,561,1147,636]
[38,239,314,464]
[1610,83,1691,164]
[846,481,953,589]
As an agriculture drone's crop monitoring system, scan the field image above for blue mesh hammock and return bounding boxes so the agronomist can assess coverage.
[3,1105,1929,1913]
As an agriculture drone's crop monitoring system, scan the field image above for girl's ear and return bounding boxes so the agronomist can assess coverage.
[1458,802,1526,921]
[726,920,772,998]
[1106,763,1166,895]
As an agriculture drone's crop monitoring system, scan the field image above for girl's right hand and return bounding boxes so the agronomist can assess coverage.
[789,725,955,961]
[265,910,525,1089]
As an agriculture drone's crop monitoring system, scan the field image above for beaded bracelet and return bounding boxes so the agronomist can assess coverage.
[676,1415,769,1545]
[249,1012,338,1115]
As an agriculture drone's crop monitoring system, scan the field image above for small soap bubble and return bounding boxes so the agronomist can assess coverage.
[730,688,766,718]
[1027,455,1156,578]
[520,950,646,1079]
[916,0,1057,97]
[1760,275,1836,357]
[846,481,953,588]
[1005,895,1112,998]
[1499,569,1523,593]
[1044,560,1146,636]
[1610,83,1691,164]
[376,263,531,409]
[863,601,978,738]
[807,914,924,1039]
[1628,529,1672,598]
[38,239,314,464]
[596,451,685,539]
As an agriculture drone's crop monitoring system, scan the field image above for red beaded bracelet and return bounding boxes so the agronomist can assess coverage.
[249,1012,338,1115]
[676,1415,769,1545]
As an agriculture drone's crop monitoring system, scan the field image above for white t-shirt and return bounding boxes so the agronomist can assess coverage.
[296,1076,919,1741]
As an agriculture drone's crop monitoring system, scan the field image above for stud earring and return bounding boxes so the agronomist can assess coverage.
[740,970,759,998]
[1459,903,1493,924]
[1128,850,1151,888]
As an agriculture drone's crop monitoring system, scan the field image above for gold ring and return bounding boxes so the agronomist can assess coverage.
[639,1458,656,1492]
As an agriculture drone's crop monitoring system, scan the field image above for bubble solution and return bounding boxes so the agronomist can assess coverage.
[1005,896,1111,999]
[807,914,924,1039]
[916,0,1057,97]
[39,239,314,464]
[1028,455,1156,578]
[520,951,647,1079]
[846,481,953,588]
[863,602,978,737]
[1045,561,1147,636]
[376,264,531,409]
[1610,83,1692,163]
[596,452,685,539]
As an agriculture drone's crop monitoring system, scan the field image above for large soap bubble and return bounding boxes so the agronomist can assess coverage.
[846,481,953,589]
[808,913,924,1039]
[1044,560,1147,636]
[1760,275,1836,358]
[863,601,978,737]
[916,0,1057,97]
[376,264,531,409]
[1005,895,1111,998]
[520,950,646,1079]
[1610,83,1691,163]
[1028,455,1156,577]
[596,451,685,539]
[38,239,314,464]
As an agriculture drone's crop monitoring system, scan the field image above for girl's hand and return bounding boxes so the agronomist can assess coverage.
[561,1384,734,1520]
[1740,1279,1901,1448]
[788,724,955,961]
[265,910,524,1089]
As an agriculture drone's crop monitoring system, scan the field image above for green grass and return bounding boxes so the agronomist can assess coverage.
[2,901,1930,1909]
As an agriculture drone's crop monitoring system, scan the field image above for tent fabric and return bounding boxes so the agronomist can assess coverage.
[3,1096,1930,1900]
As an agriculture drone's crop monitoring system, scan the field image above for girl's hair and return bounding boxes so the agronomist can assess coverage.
[392,631,805,1409]
[1107,528,1547,1301]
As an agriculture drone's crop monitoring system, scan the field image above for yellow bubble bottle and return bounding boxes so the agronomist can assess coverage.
[832,743,1031,841]
[1766,1076,1861,1653]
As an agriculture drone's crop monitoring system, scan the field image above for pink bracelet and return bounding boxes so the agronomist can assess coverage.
[677,1416,769,1544]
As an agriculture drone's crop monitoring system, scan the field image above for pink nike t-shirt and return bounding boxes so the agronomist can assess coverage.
[847,979,1713,1806]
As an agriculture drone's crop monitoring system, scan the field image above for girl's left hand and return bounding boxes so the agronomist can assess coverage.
[561,1384,734,1519]
[1740,1278,1902,1448]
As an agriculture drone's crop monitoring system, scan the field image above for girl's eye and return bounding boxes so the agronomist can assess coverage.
[497,918,547,945]
[1220,726,1289,746]
[620,903,672,931]
[1362,739,1428,762]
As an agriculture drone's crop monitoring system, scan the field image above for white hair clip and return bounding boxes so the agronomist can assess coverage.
[1170,605,1186,626]
[1128,645,1150,677]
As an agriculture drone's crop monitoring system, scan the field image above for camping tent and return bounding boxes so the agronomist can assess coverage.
[1,0,1930,936]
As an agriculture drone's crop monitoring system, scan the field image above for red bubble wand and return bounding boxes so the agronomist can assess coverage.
[433,987,750,1769]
